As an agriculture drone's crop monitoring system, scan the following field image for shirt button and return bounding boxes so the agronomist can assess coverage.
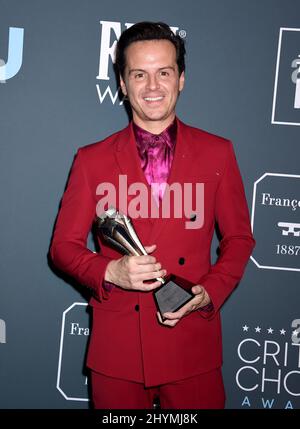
[135,304,140,312]
[178,257,185,265]
[155,136,160,141]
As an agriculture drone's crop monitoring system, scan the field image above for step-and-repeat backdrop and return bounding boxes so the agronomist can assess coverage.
[1,0,299,409]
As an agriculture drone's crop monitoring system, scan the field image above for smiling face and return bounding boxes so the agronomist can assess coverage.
[120,39,185,133]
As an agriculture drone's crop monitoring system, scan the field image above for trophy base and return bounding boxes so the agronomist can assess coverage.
[153,274,195,320]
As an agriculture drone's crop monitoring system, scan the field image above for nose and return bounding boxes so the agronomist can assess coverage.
[146,74,160,91]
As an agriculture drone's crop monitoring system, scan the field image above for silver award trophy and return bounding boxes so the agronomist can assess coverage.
[96,208,194,318]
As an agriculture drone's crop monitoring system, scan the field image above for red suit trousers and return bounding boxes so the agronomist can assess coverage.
[91,368,225,409]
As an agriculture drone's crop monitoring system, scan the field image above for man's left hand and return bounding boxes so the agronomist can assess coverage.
[157,285,211,327]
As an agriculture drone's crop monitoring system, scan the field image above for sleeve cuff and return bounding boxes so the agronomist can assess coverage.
[102,280,115,292]
[198,301,215,319]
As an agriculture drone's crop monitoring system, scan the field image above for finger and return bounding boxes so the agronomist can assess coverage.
[131,269,166,283]
[163,310,185,320]
[162,319,180,328]
[136,262,162,273]
[156,312,179,327]
[138,280,163,291]
[161,317,180,327]
[163,299,197,319]
[157,311,163,324]
[129,263,162,276]
[191,285,203,295]
[144,244,157,254]
[137,269,166,281]
[135,255,157,265]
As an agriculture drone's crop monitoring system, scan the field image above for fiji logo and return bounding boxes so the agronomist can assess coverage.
[96,21,183,104]
[0,27,24,83]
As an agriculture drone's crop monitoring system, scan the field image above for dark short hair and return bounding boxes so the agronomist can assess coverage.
[115,21,186,78]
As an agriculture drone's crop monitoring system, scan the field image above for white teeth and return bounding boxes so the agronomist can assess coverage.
[144,97,163,101]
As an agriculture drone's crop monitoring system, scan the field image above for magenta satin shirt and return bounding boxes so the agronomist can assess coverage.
[133,119,177,202]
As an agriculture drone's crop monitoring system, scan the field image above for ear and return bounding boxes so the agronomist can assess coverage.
[179,71,185,92]
[119,75,127,96]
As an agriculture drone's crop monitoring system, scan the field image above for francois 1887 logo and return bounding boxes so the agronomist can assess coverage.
[251,173,300,272]
[57,303,90,402]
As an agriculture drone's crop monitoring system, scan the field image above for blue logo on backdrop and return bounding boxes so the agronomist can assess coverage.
[0,27,24,83]
[272,27,300,126]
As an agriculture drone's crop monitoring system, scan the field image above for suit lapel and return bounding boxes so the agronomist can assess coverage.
[114,123,156,227]
[150,119,194,243]
[114,123,147,189]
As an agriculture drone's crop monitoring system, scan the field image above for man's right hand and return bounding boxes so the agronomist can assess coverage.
[104,244,166,291]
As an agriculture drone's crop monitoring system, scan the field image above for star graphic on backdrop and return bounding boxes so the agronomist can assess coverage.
[292,330,299,337]
[255,326,261,333]
[280,329,286,335]
[242,325,249,332]
[267,327,274,334]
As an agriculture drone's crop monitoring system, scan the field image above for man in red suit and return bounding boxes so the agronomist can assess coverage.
[50,22,255,409]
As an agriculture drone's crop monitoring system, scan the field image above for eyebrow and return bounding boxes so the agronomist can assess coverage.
[128,66,176,75]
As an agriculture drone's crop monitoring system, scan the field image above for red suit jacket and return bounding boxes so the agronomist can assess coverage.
[50,118,255,387]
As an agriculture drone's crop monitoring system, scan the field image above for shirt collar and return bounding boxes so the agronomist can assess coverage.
[133,118,177,154]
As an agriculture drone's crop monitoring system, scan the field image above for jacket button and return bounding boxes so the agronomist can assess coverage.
[190,214,197,222]
[178,257,185,265]
[135,304,140,312]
